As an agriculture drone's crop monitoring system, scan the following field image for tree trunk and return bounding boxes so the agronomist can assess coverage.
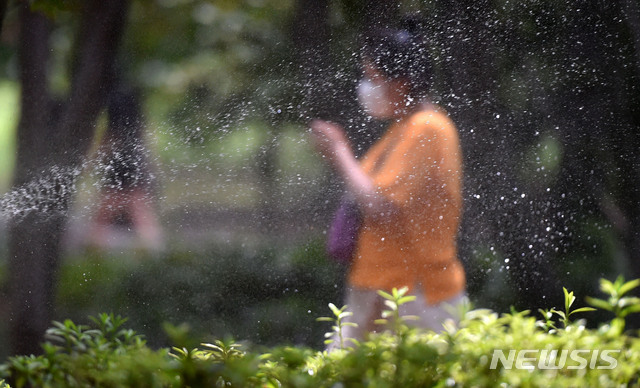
[8,0,130,356]
[621,0,640,76]
[0,0,7,33]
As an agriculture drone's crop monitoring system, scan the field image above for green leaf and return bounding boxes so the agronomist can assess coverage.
[569,307,596,315]
[328,303,341,316]
[538,309,553,320]
[396,286,409,297]
[600,279,615,296]
[384,300,398,311]
[622,304,640,314]
[620,304,640,318]
[338,311,353,319]
[609,317,625,335]
[398,296,417,305]
[563,287,575,311]
[201,343,223,352]
[618,297,640,308]
[618,278,640,296]
[586,296,613,311]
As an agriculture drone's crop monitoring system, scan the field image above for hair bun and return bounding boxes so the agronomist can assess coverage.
[361,15,433,99]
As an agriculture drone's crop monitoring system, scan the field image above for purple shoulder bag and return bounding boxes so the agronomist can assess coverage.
[327,196,362,265]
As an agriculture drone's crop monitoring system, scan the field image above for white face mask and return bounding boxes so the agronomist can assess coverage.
[357,79,394,118]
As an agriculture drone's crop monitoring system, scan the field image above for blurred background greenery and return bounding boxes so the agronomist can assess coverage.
[1,0,639,359]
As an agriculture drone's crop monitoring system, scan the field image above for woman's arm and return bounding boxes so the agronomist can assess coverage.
[309,119,398,221]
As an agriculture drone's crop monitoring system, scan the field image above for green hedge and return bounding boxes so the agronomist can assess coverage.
[54,240,345,351]
[2,277,640,387]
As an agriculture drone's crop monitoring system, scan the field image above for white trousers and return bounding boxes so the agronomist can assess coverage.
[328,285,467,351]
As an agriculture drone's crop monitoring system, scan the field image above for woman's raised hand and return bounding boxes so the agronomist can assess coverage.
[309,119,351,165]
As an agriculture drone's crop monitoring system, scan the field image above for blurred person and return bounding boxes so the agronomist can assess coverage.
[310,21,466,348]
[89,86,164,252]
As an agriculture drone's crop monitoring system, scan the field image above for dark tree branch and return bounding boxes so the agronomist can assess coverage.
[13,2,52,184]
[8,0,131,356]
[0,0,7,33]
[8,4,57,357]
[55,0,130,166]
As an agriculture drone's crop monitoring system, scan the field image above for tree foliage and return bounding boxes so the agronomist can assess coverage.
[0,0,639,356]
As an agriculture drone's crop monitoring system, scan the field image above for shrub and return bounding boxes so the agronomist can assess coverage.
[54,240,344,351]
[1,277,640,387]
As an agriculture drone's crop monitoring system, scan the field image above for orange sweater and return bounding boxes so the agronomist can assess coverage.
[348,108,466,304]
